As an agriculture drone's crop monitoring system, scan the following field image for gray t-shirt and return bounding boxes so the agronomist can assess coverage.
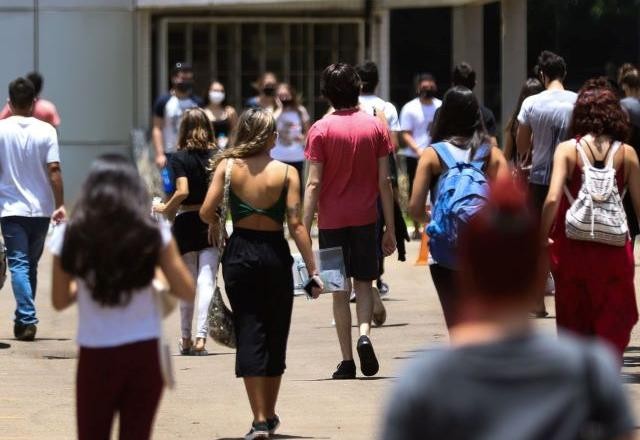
[382,332,634,440]
[517,89,577,185]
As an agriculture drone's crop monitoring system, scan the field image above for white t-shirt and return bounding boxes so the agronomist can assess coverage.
[0,116,60,217]
[359,95,401,132]
[271,107,310,163]
[399,97,442,158]
[49,221,173,348]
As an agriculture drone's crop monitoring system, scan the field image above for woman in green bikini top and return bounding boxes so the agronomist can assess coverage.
[199,108,322,439]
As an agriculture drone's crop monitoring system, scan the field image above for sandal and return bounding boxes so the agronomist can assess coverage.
[192,337,208,356]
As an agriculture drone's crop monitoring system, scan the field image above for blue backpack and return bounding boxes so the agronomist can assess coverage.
[425,142,491,270]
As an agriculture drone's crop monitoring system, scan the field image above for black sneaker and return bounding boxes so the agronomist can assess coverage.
[267,415,280,435]
[14,323,37,341]
[357,335,379,376]
[332,360,356,379]
[245,421,269,439]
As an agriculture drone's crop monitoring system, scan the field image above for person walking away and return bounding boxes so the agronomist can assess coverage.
[399,73,441,239]
[0,72,60,128]
[200,108,322,439]
[153,108,220,355]
[408,86,508,330]
[618,65,640,248]
[271,83,310,200]
[246,72,280,113]
[304,63,396,380]
[0,77,65,340]
[152,62,202,193]
[204,80,238,150]
[516,50,577,316]
[541,80,640,359]
[450,62,498,147]
[356,60,409,298]
[50,154,195,440]
[383,178,636,440]
[503,78,544,165]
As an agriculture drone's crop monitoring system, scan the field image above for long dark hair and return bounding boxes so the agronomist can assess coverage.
[505,78,544,147]
[61,155,162,307]
[430,86,489,158]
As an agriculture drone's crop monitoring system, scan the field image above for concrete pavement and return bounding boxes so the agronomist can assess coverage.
[1,239,639,439]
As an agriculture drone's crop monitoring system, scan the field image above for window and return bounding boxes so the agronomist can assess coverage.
[158,19,364,120]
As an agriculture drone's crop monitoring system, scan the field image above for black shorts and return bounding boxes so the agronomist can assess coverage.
[405,156,418,197]
[319,223,378,281]
[222,228,294,377]
[529,183,549,219]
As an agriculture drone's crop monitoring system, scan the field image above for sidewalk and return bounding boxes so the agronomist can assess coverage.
[0,239,639,439]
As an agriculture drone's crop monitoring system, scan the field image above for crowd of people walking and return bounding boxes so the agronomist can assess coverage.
[1,49,640,439]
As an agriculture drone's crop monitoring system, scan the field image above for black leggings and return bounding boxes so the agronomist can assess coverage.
[222,228,294,377]
[429,264,459,329]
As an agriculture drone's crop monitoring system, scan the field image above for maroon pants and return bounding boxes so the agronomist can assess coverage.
[77,339,164,440]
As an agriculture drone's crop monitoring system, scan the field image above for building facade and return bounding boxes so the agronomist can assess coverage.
[1,0,637,200]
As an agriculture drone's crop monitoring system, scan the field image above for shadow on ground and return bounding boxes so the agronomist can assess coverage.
[0,342,10,349]
[217,435,328,440]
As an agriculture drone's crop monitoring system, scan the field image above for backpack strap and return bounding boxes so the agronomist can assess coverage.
[575,139,593,168]
[431,142,458,169]
[471,143,491,170]
[606,141,622,168]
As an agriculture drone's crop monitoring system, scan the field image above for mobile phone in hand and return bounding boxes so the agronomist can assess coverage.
[303,276,321,298]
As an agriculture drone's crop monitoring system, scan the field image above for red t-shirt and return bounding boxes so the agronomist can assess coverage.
[305,108,392,229]
[0,99,61,127]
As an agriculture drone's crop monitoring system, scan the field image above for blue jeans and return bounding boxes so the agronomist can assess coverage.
[1,216,50,325]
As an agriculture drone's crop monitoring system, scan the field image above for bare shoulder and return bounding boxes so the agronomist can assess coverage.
[623,143,639,162]
[556,140,577,156]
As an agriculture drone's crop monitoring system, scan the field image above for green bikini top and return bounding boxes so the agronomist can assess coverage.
[229,166,288,223]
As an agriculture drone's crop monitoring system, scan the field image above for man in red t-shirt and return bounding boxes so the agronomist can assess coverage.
[0,72,60,128]
[303,63,396,379]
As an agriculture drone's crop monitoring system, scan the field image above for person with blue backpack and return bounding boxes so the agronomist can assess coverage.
[408,86,509,329]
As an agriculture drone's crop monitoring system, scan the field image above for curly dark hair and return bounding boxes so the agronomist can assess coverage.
[570,79,630,141]
[61,155,162,307]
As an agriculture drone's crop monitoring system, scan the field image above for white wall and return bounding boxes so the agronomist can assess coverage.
[0,1,137,203]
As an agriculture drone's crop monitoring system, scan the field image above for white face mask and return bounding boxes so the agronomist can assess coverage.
[209,91,225,104]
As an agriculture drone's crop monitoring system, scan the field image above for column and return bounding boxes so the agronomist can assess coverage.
[452,4,484,103]
[501,0,527,129]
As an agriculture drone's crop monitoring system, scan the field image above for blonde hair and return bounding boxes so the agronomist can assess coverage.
[211,108,276,169]
[177,108,216,151]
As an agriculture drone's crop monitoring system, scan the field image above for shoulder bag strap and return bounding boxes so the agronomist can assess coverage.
[218,159,234,255]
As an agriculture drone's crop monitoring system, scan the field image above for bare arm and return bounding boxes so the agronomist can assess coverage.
[200,160,226,224]
[488,147,511,181]
[51,256,77,311]
[540,142,572,243]
[152,116,166,168]
[159,238,195,302]
[409,148,435,223]
[401,131,421,156]
[154,176,189,218]
[303,161,322,234]
[286,166,320,277]
[503,129,515,163]
[516,123,533,156]
[378,155,397,256]
[48,162,65,224]
[227,106,239,132]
